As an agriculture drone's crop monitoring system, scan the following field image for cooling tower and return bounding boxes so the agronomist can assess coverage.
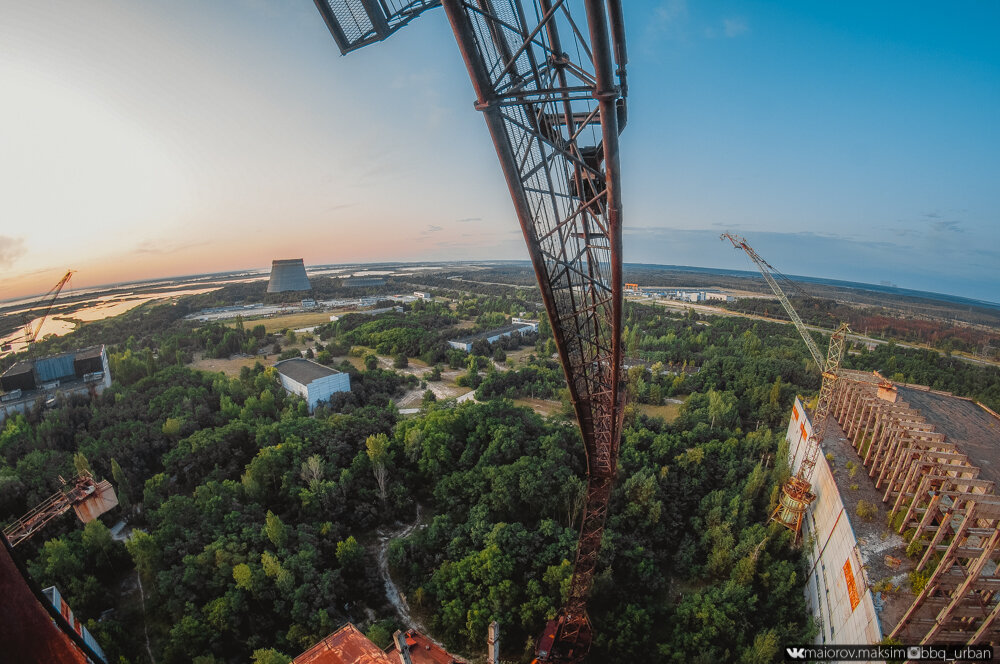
[267,259,311,293]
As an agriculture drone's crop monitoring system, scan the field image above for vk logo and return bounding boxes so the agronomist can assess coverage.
[786,647,807,659]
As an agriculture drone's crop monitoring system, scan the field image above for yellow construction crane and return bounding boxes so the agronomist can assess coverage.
[1,270,74,357]
[721,233,849,543]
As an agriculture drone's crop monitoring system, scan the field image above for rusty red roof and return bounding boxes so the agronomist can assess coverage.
[388,629,466,664]
[293,623,393,664]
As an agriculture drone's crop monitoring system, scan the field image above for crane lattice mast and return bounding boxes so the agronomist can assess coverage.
[2,472,118,548]
[23,270,75,345]
[312,2,627,661]
[722,233,849,542]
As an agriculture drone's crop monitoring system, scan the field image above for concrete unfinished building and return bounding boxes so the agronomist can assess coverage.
[796,368,1000,651]
[267,259,312,293]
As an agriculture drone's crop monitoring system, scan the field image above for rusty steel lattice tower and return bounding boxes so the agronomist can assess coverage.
[312,1,628,661]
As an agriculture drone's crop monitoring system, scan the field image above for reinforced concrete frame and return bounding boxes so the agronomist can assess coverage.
[827,370,1000,647]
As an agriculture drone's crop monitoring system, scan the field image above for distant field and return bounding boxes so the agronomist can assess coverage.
[513,397,562,417]
[190,354,263,377]
[224,311,335,333]
[638,402,682,422]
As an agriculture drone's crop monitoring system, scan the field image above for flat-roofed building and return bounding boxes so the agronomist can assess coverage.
[448,321,537,353]
[274,358,350,412]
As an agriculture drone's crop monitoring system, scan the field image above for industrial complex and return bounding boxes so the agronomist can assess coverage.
[794,370,1000,651]
[0,346,111,423]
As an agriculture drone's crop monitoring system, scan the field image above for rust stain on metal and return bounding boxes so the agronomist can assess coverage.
[72,480,118,523]
[0,540,90,663]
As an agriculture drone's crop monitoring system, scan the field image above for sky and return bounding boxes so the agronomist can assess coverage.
[1,1,998,302]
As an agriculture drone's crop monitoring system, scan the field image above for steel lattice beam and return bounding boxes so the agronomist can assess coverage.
[440,6,626,659]
[311,2,627,660]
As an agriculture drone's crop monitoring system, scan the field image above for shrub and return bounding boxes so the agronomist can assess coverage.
[856,500,877,521]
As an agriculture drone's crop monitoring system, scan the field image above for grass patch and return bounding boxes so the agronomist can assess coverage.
[513,398,562,417]
[225,311,337,333]
[638,402,682,422]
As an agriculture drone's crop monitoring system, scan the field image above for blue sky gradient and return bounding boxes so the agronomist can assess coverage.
[1,1,997,301]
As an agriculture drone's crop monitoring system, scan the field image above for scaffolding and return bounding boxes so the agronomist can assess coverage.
[828,370,1000,646]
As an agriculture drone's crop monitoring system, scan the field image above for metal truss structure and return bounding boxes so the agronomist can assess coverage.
[312,2,627,661]
[2,473,117,548]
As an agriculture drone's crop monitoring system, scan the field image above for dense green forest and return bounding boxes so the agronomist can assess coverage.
[1,293,998,663]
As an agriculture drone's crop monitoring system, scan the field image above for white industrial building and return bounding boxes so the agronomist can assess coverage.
[274,358,350,412]
[448,320,539,352]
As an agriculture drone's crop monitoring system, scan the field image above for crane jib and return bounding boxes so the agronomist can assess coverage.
[313,2,628,661]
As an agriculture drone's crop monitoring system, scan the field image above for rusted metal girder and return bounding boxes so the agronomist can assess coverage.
[440,3,626,660]
[3,473,118,548]
[310,2,627,660]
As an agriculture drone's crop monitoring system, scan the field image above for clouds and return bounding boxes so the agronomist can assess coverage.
[0,236,26,270]
[723,17,749,38]
[931,220,963,233]
[134,239,209,255]
[648,1,749,42]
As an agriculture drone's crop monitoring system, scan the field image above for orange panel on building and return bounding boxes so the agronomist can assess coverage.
[800,422,808,440]
[843,558,860,611]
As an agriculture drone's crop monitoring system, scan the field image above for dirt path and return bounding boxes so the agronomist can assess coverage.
[377,506,431,635]
[135,570,156,664]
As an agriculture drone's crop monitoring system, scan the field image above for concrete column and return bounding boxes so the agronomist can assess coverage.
[487,621,499,664]
[393,631,413,664]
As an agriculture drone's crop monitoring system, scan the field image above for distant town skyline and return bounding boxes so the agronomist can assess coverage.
[2,1,998,302]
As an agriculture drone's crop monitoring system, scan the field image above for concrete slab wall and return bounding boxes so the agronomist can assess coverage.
[788,398,883,654]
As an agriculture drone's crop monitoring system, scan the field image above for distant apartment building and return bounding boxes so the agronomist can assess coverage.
[448,320,538,352]
[274,358,350,411]
[0,346,111,423]
[413,291,432,300]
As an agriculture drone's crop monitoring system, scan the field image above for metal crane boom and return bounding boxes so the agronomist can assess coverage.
[721,233,850,542]
[24,270,75,345]
[720,234,823,367]
[312,3,627,661]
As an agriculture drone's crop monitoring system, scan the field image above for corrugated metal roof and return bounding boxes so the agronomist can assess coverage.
[293,623,393,664]
[1,361,33,378]
[275,358,341,385]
